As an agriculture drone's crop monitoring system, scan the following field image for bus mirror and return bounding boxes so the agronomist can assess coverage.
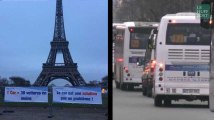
[148,39,155,49]
[148,43,153,49]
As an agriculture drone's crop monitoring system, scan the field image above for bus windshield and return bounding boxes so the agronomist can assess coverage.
[166,23,210,45]
[129,27,153,49]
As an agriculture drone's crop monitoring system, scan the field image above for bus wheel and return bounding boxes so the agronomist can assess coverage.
[154,96,162,106]
[164,99,171,106]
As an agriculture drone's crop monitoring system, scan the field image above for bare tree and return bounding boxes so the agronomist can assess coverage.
[0,77,9,86]
[113,0,202,22]
[9,76,31,86]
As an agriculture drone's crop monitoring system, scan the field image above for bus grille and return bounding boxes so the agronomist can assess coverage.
[168,49,209,61]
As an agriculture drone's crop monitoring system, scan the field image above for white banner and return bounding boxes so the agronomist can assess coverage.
[52,87,102,104]
[4,87,48,103]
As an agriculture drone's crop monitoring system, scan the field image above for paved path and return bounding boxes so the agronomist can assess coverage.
[0,107,107,120]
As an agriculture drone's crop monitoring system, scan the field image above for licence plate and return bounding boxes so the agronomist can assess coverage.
[182,89,200,93]
[187,71,195,76]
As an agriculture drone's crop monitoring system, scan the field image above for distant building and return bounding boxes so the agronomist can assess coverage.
[89,80,100,85]
[101,75,108,90]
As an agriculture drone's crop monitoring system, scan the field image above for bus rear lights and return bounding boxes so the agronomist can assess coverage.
[209,20,213,24]
[159,73,163,76]
[151,60,156,65]
[129,28,134,32]
[159,68,163,72]
[150,68,154,72]
[117,58,123,62]
[124,66,128,70]
[159,77,163,81]
[169,19,176,23]
[124,67,129,73]
[159,63,163,68]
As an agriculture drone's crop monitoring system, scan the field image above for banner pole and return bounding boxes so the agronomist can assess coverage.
[0,87,3,115]
[48,86,54,118]
[2,87,14,113]
[48,102,54,118]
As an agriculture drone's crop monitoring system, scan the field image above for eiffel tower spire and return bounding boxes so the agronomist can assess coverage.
[34,0,86,86]
[53,0,66,41]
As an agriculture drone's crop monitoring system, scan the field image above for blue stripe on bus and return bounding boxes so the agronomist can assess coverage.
[165,64,209,71]
[129,56,144,63]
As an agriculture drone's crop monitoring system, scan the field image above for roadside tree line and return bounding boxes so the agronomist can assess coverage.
[0,76,31,86]
[113,0,201,22]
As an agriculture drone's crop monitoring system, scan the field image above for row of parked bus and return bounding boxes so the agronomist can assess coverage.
[113,12,214,110]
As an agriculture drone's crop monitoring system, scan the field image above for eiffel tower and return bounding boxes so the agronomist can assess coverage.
[34,0,86,86]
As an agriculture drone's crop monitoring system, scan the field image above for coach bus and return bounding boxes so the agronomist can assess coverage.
[153,12,210,106]
[114,22,158,90]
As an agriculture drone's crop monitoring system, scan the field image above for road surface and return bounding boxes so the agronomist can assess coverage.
[113,81,214,120]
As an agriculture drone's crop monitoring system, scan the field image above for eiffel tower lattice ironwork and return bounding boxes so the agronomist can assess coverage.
[34,0,86,86]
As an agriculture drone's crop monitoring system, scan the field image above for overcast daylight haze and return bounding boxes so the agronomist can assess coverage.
[0,0,108,85]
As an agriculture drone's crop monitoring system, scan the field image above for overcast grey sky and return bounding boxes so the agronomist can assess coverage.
[0,0,108,85]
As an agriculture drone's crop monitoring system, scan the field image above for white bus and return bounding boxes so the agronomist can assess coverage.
[114,22,158,90]
[153,12,210,106]
[113,23,124,76]
[210,23,214,112]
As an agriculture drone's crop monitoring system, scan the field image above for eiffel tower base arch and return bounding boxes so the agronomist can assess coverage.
[34,64,86,86]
